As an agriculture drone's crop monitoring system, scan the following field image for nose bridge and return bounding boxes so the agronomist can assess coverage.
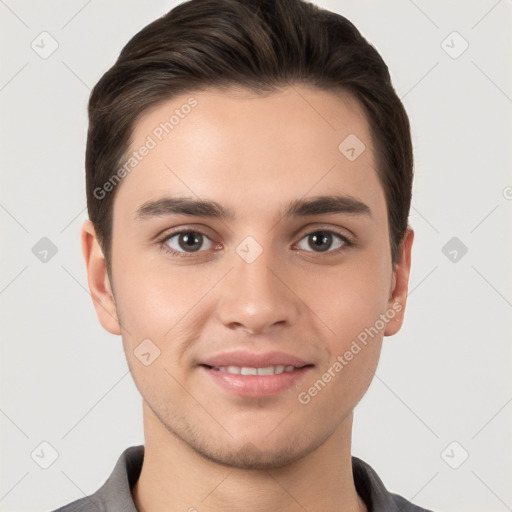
[215,242,299,333]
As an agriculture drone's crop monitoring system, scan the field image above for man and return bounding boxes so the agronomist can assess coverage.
[55,0,433,510]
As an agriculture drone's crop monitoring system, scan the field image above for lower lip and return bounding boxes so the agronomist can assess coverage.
[200,365,312,397]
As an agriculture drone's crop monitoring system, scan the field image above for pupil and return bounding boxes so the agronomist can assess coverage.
[179,232,202,252]
[310,232,331,252]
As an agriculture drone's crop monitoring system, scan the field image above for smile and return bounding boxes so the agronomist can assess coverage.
[200,364,313,397]
[208,365,297,375]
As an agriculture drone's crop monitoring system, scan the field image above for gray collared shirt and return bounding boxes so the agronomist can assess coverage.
[52,445,434,511]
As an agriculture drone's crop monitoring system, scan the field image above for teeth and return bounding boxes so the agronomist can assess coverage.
[213,365,296,375]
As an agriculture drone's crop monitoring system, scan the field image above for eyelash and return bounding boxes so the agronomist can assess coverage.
[157,227,354,259]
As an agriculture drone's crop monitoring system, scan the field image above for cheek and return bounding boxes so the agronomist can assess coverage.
[310,340,382,418]
[298,272,386,414]
[111,260,206,401]
[112,249,199,330]
[304,258,391,346]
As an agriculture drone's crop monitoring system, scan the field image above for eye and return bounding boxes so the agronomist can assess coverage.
[296,230,351,253]
[162,230,217,256]
[158,227,352,259]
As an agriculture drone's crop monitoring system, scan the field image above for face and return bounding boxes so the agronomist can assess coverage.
[83,85,413,469]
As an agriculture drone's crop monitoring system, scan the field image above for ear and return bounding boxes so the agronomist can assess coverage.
[81,219,121,335]
[384,226,414,336]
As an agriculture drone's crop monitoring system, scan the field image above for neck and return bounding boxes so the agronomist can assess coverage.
[133,402,366,512]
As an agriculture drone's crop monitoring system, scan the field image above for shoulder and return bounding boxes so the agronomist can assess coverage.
[50,446,144,512]
[51,495,104,512]
[352,456,436,512]
[390,493,435,512]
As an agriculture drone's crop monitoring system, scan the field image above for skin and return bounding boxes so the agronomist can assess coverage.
[82,84,414,512]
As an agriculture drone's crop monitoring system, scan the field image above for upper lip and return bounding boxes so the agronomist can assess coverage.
[200,350,313,368]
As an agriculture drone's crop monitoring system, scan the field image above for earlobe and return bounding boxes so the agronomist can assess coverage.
[384,226,414,337]
[81,220,122,335]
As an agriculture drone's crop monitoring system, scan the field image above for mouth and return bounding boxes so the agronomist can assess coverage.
[201,364,311,375]
[198,354,314,397]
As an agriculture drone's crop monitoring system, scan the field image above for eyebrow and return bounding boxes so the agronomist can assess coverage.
[134,195,371,222]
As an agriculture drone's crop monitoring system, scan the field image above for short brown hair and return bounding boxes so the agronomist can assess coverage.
[86,0,413,274]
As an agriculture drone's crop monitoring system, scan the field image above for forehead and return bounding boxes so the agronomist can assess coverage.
[114,85,385,225]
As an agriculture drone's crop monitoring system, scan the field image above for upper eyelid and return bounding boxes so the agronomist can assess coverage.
[160,228,214,241]
[159,221,354,238]
[160,226,352,240]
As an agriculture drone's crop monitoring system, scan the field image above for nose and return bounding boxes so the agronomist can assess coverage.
[214,248,301,335]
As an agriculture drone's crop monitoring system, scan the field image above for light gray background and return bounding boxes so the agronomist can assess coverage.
[1,1,511,511]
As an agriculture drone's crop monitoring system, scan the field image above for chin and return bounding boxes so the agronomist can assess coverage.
[149,399,328,469]
[195,440,309,470]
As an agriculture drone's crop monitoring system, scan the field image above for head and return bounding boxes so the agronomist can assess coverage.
[86,0,413,275]
[82,0,414,468]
